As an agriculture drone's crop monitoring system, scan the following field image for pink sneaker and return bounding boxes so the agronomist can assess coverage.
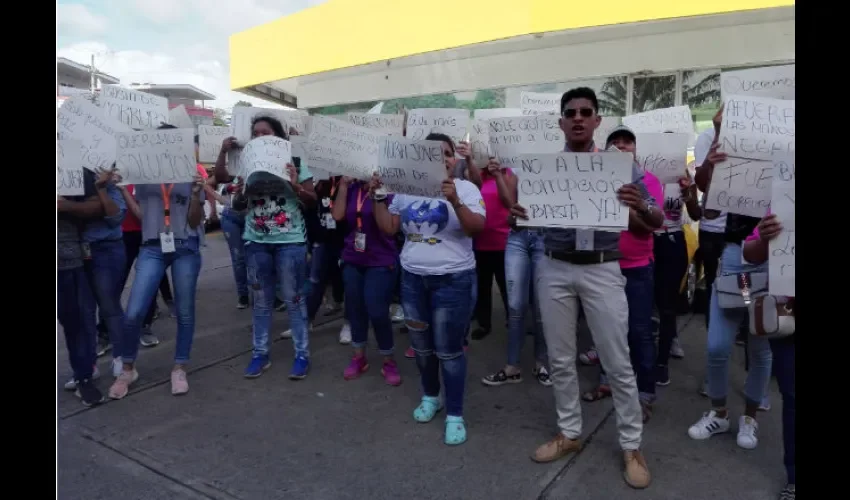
[381,360,402,386]
[171,368,189,395]
[405,347,415,359]
[343,356,369,380]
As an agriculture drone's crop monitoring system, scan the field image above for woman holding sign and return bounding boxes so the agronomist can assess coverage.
[109,124,207,399]
[371,133,486,446]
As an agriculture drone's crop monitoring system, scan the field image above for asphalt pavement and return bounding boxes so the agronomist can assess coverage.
[57,232,786,500]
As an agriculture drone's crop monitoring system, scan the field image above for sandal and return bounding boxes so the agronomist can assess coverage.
[445,416,467,446]
[641,401,653,423]
[413,396,443,423]
[581,384,612,402]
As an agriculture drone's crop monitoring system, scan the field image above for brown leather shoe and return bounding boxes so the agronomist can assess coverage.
[531,434,582,463]
[623,449,651,489]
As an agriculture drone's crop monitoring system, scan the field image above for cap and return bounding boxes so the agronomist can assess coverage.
[605,124,636,146]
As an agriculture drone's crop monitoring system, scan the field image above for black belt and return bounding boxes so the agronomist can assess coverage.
[545,250,622,265]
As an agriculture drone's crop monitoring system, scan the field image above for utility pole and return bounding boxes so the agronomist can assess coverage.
[90,54,96,94]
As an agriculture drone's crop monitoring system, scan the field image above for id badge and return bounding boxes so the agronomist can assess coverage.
[354,231,366,252]
[160,232,176,253]
[81,242,92,260]
[576,229,594,251]
[324,212,336,229]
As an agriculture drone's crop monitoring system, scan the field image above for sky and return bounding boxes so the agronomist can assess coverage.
[57,0,327,110]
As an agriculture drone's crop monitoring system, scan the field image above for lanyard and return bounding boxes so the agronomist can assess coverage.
[355,186,369,231]
[160,184,174,231]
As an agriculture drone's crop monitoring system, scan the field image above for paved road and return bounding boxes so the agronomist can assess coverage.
[58,233,785,500]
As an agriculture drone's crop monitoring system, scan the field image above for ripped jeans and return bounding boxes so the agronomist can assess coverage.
[402,268,475,417]
[245,242,309,358]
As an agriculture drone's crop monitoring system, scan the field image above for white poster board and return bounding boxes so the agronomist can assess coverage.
[57,96,133,172]
[306,115,380,180]
[623,105,695,145]
[378,138,447,198]
[240,136,292,181]
[520,92,560,116]
[768,154,794,296]
[721,64,795,100]
[468,119,491,165]
[704,156,772,218]
[347,113,404,136]
[229,106,305,143]
[405,108,470,144]
[197,125,230,164]
[169,105,195,129]
[718,95,795,162]
[57,139,85,196]
[114,128,197,185]
[488,116,564,170]
[99,85,170,129]
[593,116,622,149]
[516,152,633,229]
[634,133,690,183]
[474,108,524,120]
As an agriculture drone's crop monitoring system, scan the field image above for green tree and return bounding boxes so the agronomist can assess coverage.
[234,100,252,107]
[212,108,227,126]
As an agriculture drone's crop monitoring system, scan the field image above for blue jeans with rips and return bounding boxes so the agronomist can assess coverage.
[504,229,547,366]
[343,263,398,354]
[402,268,475,417]
[221,209,248,298]
[85,239,127,357]
[122,238,202,365]
[58,267,98,381]
[245,242,309,358]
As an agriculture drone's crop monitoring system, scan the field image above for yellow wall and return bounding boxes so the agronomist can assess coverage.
[229,0,794,90]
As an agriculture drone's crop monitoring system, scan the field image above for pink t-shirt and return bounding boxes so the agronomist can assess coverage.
[474,170,512,251]
[619,171,664,269]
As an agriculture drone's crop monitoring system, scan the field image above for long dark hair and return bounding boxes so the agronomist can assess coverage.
[251,116,288,140]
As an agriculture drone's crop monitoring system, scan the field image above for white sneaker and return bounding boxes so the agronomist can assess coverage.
[670,337,685,359]
[390,304,405,323]
[578,347,599,366]
[63,365,100,390]
[736,416,759,449]
[112,358,123,377]
[688,410,731,440]
[338,323,352,344]
[280,323,313,339]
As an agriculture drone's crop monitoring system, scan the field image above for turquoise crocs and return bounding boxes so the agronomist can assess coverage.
[413,396,443,423]
[445,415,467,445]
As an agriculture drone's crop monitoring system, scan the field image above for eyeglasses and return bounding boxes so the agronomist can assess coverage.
[562,108,595,118]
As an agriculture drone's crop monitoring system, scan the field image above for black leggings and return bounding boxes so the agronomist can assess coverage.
[653,232,688,366]
[473,250,508,331]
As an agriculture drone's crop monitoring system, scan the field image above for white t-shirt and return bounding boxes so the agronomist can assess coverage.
[694,127,728,233]
[389,179,486,276]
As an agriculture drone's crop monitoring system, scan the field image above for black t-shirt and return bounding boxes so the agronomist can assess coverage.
[306,176,346,246]
[724,213,760,244]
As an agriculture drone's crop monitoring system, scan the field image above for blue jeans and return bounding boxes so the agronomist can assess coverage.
[653,231,688,367]
[504,229,547,366]
[122,238,202,364]
[58,267,98,381]
[770,336,795,484]
[221,209,248,298]
[706,244,772,406]
[245,242,309,358]
[402,268,475,417]
[306,241,342,321]
[343,263,398,354]
[85,239,127,357]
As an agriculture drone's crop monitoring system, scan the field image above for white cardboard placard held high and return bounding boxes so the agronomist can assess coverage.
[240,136,292,182]
[721,64,795,101]
[377,138,448,198]
[405,108,470,144]
[114,128,197,185]
[769,154,795,296]
[57,96,133,172]
[488,116,564,171]
[98,85,170,129]
[718,94,795,162]
[703,156,773,218]
[635,133,690,183]
[169,105,195,129]
[520,92,561,116]
[57,139,85,196]
[197,125,230,164]
[306,115,380,180]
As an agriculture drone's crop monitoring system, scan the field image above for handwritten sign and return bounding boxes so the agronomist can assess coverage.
[405,108,470,144]
[306,115,380,180]
[721,64,795,100]
[704,156,772,218]
[197,125,230,163]
[769,154,794,296]
[488,116,564,170]
[98,85,169,129]
[229,106,306,144]
[240,136,292,181]
[347,113,404,136]
[168,105,195,129]
[520,92,560,116]
[718,95,795,162]
[515,152,633,229]
[474,108,524,120]
[378,138,447,198]
[57,139,85,196]
[635,133,690,183]
[593,117,623,149]
[57,96,133,172]
[467,119,492,165]
[623,106,695,145]
[115,128,197,185]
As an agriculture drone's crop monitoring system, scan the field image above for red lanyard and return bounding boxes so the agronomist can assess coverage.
[160,184,174,230]
[355,186,369,231]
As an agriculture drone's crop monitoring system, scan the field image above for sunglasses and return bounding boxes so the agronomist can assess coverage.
[562,107,595,118]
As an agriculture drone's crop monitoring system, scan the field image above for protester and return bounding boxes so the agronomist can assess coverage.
[372,132,485,446]
[479,157,550,387]
[218,176,250,308]
[333,175,401,385]
[512,88,661,488]
[218,116,316,380]
[109,124,206,399]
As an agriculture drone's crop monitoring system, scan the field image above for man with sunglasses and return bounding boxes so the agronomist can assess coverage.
[512,87,662,489]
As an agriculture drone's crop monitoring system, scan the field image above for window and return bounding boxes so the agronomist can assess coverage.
[682,69,721,133]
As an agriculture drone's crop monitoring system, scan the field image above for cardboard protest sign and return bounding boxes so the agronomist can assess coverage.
[240,136,292,182]
[769,154,795,296]
[635,133,690,183]
[520,92,560,116]
[57,139,85,196]
[704,156,773,218]
[721,64,795,100]
[718,95,795,162]
[57,96,133,172]
[197,125,230,164]
[377,138,447,198]
[405,108,470,144]
[114,128,197,185]
[488,116,564,170]
[99,85,169,129]
[306,115,380,180]
[347,113,404,136]
[169,105,195,129]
